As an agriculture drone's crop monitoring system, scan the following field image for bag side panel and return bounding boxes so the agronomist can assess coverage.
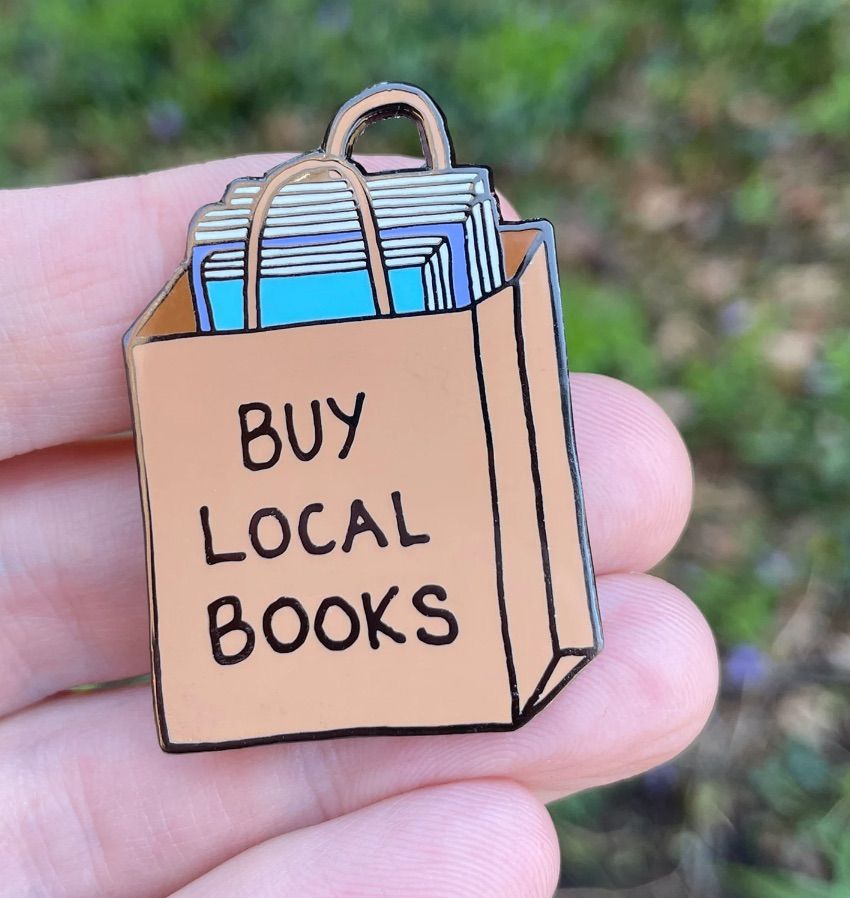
[515,231,600,664]
[475,286,560,710]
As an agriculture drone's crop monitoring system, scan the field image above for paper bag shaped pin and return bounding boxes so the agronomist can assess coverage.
[125,83,602,752]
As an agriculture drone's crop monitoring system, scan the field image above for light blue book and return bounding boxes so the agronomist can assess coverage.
[198,231,454,331]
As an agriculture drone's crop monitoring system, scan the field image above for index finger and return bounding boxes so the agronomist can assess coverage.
[0,155,492,461]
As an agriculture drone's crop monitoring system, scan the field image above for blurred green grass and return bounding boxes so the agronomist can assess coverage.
[2,1,849,894]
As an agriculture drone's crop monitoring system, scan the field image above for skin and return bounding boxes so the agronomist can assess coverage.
[0,155,718,897]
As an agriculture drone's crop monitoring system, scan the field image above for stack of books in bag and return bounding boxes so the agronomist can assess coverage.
[189,167,506,331]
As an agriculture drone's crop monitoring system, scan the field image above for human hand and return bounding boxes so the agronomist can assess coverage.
[0,156,718,897]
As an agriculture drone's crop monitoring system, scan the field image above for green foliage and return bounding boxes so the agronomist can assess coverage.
[726,866,837,898]
[562,278,660,389]
[727,772,850,897]
[734,174,778,225]
[2,1,849,895]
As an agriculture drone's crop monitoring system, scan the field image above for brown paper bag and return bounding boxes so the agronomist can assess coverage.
[125,84,601,752]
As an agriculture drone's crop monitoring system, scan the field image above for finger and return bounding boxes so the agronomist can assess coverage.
[0,155,518,462]
[0,375,690,713]
[0,438,145,712]
[572,373,692,573]
[171,781,558,898]
[1,574,717,898]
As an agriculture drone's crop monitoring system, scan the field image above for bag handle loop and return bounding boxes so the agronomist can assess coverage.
[244,154,393,329]
[323,82,453,171]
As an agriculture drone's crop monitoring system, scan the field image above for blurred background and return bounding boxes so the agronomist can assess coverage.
[1,1,848,894]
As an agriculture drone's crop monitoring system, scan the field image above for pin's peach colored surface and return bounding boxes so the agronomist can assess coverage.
[127,228,598,750]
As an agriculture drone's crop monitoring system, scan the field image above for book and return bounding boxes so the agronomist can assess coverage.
[190,167,505,331]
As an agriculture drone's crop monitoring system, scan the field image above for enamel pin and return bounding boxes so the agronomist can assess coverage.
[125,83,601,752]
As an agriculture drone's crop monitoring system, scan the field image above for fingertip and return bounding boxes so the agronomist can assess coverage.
[587,573,719,776]
[513,572,718,796]
[602,574,719,743]
[572,373,694,573]
[405,780,561,898]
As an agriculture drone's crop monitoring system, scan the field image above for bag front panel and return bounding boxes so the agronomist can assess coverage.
[131,311,514,747]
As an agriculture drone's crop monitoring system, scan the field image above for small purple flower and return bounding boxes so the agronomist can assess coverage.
[717,299,753,337]
[724,643,769,689]
[642,762,680,796]
[147,100,185,143]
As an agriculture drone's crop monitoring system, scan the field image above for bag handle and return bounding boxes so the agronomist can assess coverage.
[323,82,453,171]
[244,153,393,329]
